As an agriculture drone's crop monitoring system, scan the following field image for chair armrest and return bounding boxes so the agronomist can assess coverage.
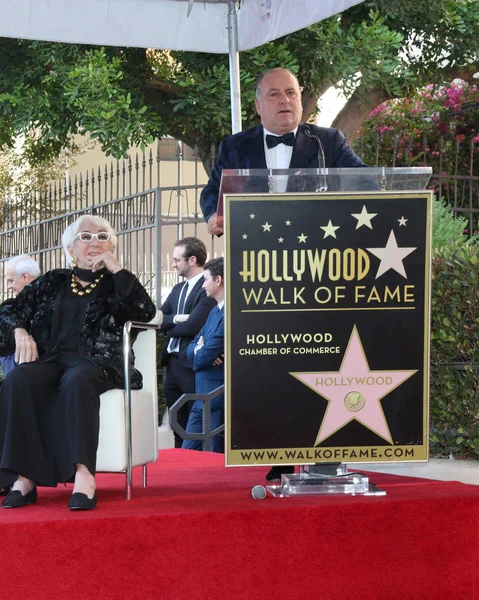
[123,318,162,383]
[123,310,163,342]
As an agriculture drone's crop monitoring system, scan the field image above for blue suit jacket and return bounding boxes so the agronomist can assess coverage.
[200,122,366,222]
[186,305,224,393]
[160,277,216,368]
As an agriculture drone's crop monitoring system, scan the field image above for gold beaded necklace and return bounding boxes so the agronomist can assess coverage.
[71,272,104,296]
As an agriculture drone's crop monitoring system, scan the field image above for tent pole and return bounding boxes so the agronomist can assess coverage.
[227,0,242,134]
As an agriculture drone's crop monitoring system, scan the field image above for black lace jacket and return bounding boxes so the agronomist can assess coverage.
[0,269,156,389]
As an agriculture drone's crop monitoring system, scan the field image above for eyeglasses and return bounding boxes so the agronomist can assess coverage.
[74,231,111,243]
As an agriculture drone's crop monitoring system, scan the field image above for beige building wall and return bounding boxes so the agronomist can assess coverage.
[67,135,208,194]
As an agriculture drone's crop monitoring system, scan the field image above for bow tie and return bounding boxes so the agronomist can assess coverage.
[266,132,295,149]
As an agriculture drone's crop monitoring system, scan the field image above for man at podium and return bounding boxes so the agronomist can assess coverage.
[200,67,367,482]
[200,67,366,238]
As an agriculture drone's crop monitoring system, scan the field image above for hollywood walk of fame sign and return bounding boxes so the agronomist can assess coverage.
[224,191,432,466]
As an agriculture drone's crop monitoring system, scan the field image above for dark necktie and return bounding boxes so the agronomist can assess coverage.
[266,132,295,149]
[168,282,188,353]
[177,281,188,314]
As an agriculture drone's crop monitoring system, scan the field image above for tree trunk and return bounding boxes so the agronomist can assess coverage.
[332,88,393,144]
[194,140,217,176]
[301,85,329,122]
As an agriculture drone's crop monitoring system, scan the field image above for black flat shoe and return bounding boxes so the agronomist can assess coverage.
[1,486,37,508]
[265,465,295,482]
[69,491,97,511]
[0,485,11,497]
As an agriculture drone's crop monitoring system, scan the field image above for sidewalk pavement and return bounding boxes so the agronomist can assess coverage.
[359,457,479,486]
[158,418,175,449]
[158,418,479,486]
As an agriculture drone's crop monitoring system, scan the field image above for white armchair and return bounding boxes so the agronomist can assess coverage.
[96,310,163,499]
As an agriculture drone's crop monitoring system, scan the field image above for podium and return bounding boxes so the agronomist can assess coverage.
[222,168,433,497]
[217,166,432,216]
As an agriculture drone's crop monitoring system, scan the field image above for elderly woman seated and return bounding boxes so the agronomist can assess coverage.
[0,215,156,510]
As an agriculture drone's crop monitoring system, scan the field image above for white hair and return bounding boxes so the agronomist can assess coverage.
[6,254,41,278]
[61,215,118,267]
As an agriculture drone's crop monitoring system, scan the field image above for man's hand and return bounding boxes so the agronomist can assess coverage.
[14,328,38,364]
[194,335,205,355]
[174,314,189,324]
[207,213,224,236]
[212,353,224,366]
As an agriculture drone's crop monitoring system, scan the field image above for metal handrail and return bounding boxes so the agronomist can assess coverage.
[169,385,225,451]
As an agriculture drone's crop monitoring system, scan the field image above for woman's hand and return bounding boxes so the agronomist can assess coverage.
[90,251,123,274]
[14,328,38,364]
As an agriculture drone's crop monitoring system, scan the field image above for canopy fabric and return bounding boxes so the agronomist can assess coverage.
[0,0,364,53]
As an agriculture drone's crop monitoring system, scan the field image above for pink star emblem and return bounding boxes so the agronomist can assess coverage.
[291,327,417,445]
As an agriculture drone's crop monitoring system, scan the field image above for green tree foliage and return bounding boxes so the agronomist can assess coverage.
[0,0,478,170]
[0,144,69,228]
[432,197,471,250]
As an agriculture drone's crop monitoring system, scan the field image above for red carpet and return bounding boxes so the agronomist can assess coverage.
[1,449,478,600]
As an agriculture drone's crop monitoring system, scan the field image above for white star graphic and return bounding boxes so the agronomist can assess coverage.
[398,216,408,226]
[262,222,272,232]
[250,213,255,219]
[298,233,307,243]
[352,205,378,229]
[285,220,291,226]
[320,220,340,239]
[278,237,284,243]
[367,230,416,279]
[242,234,248,239]
[291,327,416,445]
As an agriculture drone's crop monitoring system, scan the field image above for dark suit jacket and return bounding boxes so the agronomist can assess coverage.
[200,123,366,222]
[160,277,216,368]
[186,305,224,393]
[0,269,156,389]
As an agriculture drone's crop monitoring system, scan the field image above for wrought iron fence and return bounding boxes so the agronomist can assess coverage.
[1,131,477,302]
[0,139,219,303]
[355,132,479,235]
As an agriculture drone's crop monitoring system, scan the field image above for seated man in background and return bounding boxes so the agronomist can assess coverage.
[183,257,225,453]
[0,254,40,496]
[1,254,41,378]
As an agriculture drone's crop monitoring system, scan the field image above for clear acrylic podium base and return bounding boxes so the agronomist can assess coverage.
[265,463,386,498]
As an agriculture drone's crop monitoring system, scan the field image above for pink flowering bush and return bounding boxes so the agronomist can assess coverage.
[356,81,479,179]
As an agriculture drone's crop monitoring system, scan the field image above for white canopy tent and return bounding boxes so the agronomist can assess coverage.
[0,0,364,131]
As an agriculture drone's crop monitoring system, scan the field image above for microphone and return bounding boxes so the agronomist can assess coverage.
[304,125,328,192]
[250,485,267,500]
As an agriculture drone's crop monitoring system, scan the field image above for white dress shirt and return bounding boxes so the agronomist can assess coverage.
[263,126,298,192]
[168,271,204,353]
